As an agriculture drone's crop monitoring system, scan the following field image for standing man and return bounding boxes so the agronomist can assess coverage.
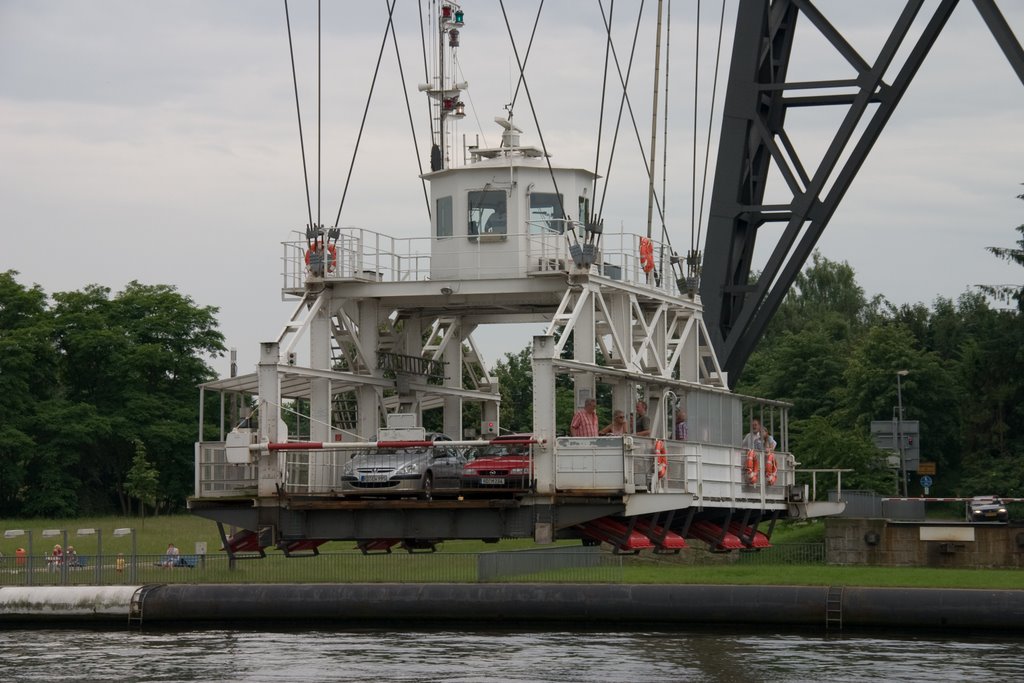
[674,408,688,441]
[743,418,776,451]
[635,400,652,436]
[570,398,599,437]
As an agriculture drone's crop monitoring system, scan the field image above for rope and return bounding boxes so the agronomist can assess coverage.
[696,0,727,253]
[457,61,490,149]
[498,0,566,222]
[388,8,431,218]
[645,0,665,239]
[333,0,398,228]
[283,0,314,232]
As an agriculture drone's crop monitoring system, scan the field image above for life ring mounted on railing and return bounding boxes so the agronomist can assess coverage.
[654,439,668,480]
[304,242,337,274]
[639,237,655,274]
[745,448,759,486]
[765,454,778,485]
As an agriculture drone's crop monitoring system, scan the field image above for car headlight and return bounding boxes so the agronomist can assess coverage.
[464,468,478,476]
[998,508,1007,514]
[394,461,420,476]
[510,467,529,475]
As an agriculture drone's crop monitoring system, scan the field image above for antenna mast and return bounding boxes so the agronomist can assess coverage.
[420,2,467,171]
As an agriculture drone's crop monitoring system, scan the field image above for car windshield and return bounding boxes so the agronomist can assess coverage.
[479,444,529,457]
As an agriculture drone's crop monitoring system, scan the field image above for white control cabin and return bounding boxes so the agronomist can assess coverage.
[426,120,596,281]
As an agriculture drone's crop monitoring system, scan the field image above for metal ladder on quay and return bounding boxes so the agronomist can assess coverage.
[825,585,844,631]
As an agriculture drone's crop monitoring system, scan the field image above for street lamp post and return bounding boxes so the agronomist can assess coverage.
[77,528,102,585]
[896,370,910,497]
[42,529,68,585]
[4,529,33,586]
[113,528,137,583]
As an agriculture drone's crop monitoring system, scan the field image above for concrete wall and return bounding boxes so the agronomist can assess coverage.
[826,518,1024,568]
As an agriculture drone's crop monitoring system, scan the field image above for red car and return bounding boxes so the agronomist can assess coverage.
[461,434,534,492]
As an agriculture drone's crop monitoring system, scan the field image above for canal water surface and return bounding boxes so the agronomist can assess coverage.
[4,627,1023,681]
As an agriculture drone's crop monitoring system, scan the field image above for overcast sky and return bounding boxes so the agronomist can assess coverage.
[2,1,1022,379]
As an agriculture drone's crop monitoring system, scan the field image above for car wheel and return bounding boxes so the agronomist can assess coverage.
[422,472,434,501]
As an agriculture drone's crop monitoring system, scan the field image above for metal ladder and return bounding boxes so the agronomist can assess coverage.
[128,585,150,627]
[825,585,844,631]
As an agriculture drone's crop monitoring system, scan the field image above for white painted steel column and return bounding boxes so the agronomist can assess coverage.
[573,290,596,414]
[258,342,282,497]
[608,291,633,419]
[443,319,462,439]
[309,302,332,490]
[531,335,557,494]
[356,299,380,441]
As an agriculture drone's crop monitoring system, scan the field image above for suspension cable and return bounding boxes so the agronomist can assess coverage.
[695,0,727,253]
[645,0,665,239]
[691,0,700,252]
[592,0,614,212]
[498,0,566,221]
[597,0,671,244]
[597,0,645,222]
[283,0,313,232]
[333,0,398,228]
[389,7,431,218]
[317,0,321,227]
[508,0,546,116]
[661,0,671,234]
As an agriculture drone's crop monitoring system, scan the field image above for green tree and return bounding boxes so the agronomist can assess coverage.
[0,271,58,515]
[790,416,895,496]
[493,347,534,433]
[977,189,1024,311]
[39,280,225,515]
[125,439,160,520]
[838,325,960,491]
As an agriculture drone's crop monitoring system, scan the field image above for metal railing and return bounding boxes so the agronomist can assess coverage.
[0,544,826,586]
[281,226,680,295]
[196,442,257,496]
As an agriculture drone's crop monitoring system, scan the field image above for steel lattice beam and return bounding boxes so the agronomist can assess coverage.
[700,0,1022,386]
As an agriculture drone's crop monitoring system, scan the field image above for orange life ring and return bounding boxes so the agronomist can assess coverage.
[304,243,337,273]
[654,439,667,479]
[765,454,778,485]
[745,448,759,485]
[639,237,655,273]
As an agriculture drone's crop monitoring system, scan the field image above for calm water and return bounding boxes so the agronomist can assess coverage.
[3,627,1023,682]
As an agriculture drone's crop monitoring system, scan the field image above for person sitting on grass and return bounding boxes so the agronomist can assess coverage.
[163,542,180,568]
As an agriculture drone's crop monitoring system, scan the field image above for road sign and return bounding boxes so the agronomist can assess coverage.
[919,475,933,488]
[918,461,936,475]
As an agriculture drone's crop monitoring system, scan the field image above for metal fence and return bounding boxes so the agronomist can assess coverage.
[0,544,825,587]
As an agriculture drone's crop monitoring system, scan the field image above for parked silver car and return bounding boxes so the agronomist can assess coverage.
[339,434,465,499]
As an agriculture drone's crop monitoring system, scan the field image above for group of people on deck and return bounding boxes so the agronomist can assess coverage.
[570,400,776,452]
[570,399,687,440]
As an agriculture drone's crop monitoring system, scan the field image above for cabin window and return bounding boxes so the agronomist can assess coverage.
[436,196,453,237]
[529,193,565,234]
[467,190,507,240]
[578,196,591,224]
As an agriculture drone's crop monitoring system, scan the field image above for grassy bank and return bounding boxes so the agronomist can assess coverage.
[1,515,1018,590]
